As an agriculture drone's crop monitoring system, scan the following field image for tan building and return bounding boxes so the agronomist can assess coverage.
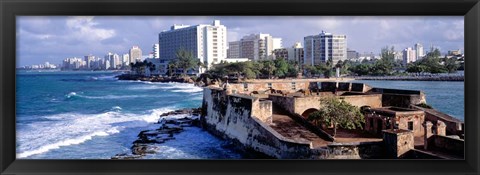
[129,46,142,63]
[364,107,425,137]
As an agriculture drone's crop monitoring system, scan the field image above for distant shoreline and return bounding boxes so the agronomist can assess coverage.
[351,75,464,81]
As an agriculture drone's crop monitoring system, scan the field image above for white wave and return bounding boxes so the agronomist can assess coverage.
[16,107,175,158]
[17,128,120,158]
[96,75,116,80]
[111,106,122,111]
[65,92,78,98]
[171,88,203,93]
[65,92,172,100]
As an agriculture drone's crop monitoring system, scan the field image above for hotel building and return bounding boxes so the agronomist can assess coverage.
[153,44,160,59]
[227,41,241,58]
[234,33,282,60]
[129,46,142,63]
[403,47,417,66]
[303,31,347,66]
[158,20,227,74]
[414,43,424,60]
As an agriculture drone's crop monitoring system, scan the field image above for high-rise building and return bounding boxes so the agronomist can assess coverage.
[227,41,241,58]
[113,53,121,69]
[129,46,142,63]
[122,54,130,66]
[304,31,347,66]
[393,51,403,61]
[105,52,114,69]
[153,44,160,59]
[158,20,227,73]
[402,47,417,66]
[272,38,283,50]
[414,43,424,60]
[84,55,95,69]
[234,33,282,60]
[272,42,304,63]
[62,57,85,70]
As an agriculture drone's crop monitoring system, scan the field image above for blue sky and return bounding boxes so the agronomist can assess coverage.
[16,16,464,66]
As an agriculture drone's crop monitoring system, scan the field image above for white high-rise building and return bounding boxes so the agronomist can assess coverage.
[105,52,114,69]
[414,43,424,60]
[113,53,121,69]
[158,20,227,73]
[304,31,347,66]
[272,38,283,50]
[153,44,160,59]
[62,57,85,70]
[84,55,95,69]
[403,47,417,66]
[227,41,241,58]
[236,33,282,60]
[122,54,130,66]
[129,46,142,63]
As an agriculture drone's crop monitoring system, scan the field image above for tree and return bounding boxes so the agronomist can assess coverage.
[261,60,276,79]
[274,58,289,78]
[175,48,198,76]
[307,97,365,137]
[167,59,178,76]
[444,57,460,73]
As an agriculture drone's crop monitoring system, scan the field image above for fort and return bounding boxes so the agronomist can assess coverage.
[200,79,464,159]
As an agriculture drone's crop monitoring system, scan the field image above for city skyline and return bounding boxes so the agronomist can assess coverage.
[17,16,464,66]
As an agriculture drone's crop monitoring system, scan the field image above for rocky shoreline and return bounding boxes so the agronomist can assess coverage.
[115,74,221,87]
[111,108,202,159]
[353,75,464,81]
[116,74,196,84]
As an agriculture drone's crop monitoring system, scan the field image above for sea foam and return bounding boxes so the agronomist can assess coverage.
[16,107,174,158]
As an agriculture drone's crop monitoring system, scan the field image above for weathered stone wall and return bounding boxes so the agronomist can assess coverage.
[372,88,426,108]
[268,94,296,114]
[395,114,425,137]
[252,100,273,124]
[341,94,382,108]
[323,142,385,159]
[413,106,463,136]
[383,129,414,158]
[365,112,425,137]
[428,135,464,157]
[293,94,382,116]
[228,81,309,95]
[201,88,314,159]
[269,93,382,118]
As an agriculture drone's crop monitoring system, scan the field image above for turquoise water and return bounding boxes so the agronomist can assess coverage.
[353,80,464,121]
[16,71,242,159]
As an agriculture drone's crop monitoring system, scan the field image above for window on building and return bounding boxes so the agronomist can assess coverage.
[244,83,248,91]
[408,121,414,130]
[268,83,272,89]
[291,82,296,90]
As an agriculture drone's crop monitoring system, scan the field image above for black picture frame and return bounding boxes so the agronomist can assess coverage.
[1,0,479,174]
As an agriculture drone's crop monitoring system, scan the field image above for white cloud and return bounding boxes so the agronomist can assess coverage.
[65,16,116,41]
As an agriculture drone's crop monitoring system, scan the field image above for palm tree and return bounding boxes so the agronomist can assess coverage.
[175,48,197,76]
[168,60,178,77]
[197,60,207,74]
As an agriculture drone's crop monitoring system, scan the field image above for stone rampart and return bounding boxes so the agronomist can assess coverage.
[201,88,314,159]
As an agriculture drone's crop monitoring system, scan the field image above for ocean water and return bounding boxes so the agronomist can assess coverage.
[16,71,465,159]
[16,71,242,159]
[353,80,464,121]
